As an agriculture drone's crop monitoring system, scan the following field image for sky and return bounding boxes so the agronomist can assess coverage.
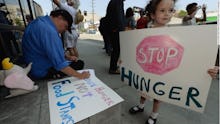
[37,0,218,16]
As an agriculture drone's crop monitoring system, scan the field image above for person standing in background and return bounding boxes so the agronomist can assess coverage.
[124,7,136,30]
[99,17,112,55]
[182,2,207,25]
[53,0,82,59]
[136,10,149,29]
[106,0,126,74]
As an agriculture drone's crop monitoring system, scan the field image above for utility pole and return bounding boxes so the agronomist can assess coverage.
[91,0,95,29]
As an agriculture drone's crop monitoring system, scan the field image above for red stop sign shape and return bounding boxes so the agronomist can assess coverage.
[136,35,184,75]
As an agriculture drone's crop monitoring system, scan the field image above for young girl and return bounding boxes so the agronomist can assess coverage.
[129,0,176,124]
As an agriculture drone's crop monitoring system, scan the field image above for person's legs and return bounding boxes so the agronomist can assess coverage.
[106,35,112,55]
[67,48,75,56]
[109,32,120,73]
[103,34,109,53]
[152,99,160,113]
[145,99,160,124]
[103,32,112,55]
[139,96,146,108]
[129,96,146,114]
[103,34,108,50]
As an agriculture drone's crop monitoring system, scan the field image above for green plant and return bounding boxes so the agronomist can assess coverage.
[178,10,187,18]
[14,18,23,26]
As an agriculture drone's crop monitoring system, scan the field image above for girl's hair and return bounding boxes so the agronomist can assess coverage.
[145,0,177,14]
[125,7,134,18]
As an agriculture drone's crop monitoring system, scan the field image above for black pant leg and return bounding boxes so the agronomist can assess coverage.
[110,32,120,71]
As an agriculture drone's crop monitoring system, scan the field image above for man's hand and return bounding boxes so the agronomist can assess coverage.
[53,0,60,6]
[79,71,90,79]
[61,67,90,79]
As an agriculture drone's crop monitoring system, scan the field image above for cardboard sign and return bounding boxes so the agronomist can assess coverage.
[120,25,218,113]
[48,69,124,124]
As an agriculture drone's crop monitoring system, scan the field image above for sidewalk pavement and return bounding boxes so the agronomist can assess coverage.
[0,36,218,124]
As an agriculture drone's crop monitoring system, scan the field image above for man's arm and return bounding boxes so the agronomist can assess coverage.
[42,26,88,79]
[53,0,61,7]
[53,0,71,14]
[196,7,206,22]
[61,66,90,79]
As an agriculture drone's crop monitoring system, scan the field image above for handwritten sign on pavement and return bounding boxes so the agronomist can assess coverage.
[48,69,124,124]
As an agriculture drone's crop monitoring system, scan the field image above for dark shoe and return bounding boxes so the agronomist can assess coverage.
[129,106,144,114]
[109,69,120,74]
[145,116,157,124]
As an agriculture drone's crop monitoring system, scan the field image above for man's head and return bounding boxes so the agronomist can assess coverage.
[50,9,73,33]
[186,2,199,15]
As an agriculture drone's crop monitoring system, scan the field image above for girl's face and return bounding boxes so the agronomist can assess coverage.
[151,0,175,27]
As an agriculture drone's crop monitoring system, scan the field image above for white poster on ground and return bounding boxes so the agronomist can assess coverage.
[48,69,124,124]
[120,25,218,113]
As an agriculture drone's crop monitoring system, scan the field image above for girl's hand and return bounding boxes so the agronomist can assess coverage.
[207,66,219,79]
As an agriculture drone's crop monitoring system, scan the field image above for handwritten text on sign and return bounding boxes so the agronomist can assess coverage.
[120,25,218,112]
[136,35,184,75]
[48,69,124,124]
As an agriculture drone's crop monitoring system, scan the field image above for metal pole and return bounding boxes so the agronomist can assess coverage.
[91,0,95,29]
[27,0,34,19]
[18,0,27,27]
